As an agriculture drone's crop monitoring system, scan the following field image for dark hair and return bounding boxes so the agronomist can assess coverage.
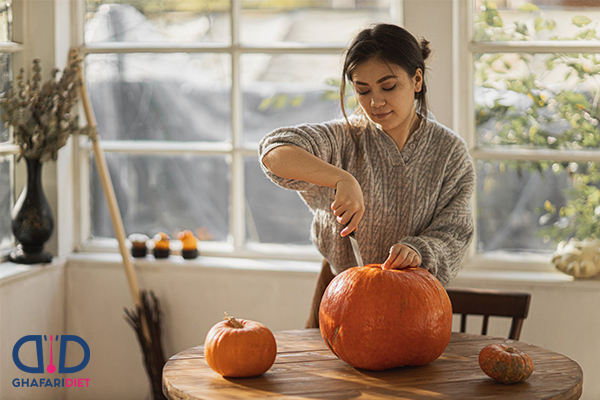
[341,23,431,124]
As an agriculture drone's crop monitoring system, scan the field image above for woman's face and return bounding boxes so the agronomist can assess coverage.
[351,58,422,139]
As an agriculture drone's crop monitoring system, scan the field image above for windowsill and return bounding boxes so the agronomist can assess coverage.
[77,238,323,263]
[467,251,556,272]
[2,252,600,290]
[0,257,67,286]
[452,267,600,291]
[65,252,322,274]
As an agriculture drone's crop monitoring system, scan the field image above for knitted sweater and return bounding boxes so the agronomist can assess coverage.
[258,116,475,285]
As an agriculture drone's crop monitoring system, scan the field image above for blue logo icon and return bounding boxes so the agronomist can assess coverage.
[13,335,90,374]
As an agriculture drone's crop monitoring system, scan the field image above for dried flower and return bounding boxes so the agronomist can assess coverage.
[0,50,82,162]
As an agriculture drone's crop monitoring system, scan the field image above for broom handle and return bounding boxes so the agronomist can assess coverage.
[79,75,141,306]
[74,49,151,343]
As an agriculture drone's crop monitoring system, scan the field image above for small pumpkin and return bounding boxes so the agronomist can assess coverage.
[479,344,534,384]
[204,313,277,378]
[319,265,452,371]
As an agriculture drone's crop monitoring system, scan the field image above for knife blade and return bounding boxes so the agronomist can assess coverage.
[347,230,364,267]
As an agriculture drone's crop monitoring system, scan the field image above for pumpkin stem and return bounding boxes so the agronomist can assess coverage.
[223,312,244,329]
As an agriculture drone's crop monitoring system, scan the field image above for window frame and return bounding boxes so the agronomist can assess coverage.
[0,0,24,259]
[456,0,600,271]
[75,0,402,262]
[0,141,19,259]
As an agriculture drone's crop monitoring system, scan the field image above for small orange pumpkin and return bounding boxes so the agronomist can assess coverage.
[479,344,534,384]
[319,265,452,371]
[204,313,277,378]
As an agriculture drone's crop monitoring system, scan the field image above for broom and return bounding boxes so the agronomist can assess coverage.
[73,48,167,400]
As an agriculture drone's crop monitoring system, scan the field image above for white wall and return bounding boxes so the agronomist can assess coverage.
[404,0,454,128]
[0,262,66,400]
[2,258,598,400]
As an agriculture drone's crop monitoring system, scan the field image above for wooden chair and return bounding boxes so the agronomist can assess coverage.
[445,287,531,340]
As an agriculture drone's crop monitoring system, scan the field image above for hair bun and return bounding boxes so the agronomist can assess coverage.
[420,38,431,61]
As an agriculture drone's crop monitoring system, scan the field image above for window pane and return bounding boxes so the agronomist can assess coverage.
[0,155,13,250]
[0,1,11,42]
[241,0,392,44]
[477,159,600,253]
[0,40,11,249]
[474,0,600,42]
[90,153,229,242]
[85,53,231,141]
[244,157,313,245]
[0,53,10,142]
[85,1,230,43]
[242,53,345,145]
[475,52,600,150]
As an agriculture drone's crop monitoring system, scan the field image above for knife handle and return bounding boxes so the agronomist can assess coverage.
[343,223,357,237]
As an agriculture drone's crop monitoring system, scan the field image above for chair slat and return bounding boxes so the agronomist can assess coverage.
[509,318,525,341]
[481,315,489,336]
[447,287,531,340]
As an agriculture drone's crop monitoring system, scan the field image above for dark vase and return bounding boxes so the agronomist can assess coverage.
[9,158,54,264]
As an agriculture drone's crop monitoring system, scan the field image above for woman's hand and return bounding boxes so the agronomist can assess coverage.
[331,175,364,237]
[382,244,421,270]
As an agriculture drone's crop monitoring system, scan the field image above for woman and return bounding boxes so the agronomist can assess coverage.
[258,23,475,328]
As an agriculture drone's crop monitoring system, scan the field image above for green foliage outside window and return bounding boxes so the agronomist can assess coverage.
[475,1,600,243]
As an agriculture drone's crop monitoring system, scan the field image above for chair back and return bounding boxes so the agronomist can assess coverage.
[446,287,531,340]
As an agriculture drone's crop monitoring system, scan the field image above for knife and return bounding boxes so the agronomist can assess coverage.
[335,188,364,267]
[347,229,364,267]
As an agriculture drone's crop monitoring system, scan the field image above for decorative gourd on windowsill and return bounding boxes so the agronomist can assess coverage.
[551,238,600,279]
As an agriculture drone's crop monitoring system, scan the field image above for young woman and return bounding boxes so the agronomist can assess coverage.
[259,23,475,328]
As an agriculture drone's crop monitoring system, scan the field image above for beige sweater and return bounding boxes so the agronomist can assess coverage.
[258,116,475,285]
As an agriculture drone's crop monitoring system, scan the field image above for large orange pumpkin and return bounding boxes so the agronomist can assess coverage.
[204,313,277,378]
[479,344,534,384]
[319,265,452,371]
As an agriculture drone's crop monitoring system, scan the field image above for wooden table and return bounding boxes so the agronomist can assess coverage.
[163,329,583,400]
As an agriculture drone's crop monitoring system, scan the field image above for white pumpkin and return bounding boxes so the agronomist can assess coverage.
[551,238,600,279]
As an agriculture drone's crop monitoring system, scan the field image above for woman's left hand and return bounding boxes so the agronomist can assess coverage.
[382,244,421,270]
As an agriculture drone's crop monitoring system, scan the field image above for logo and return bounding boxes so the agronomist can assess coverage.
[12,335,91,388]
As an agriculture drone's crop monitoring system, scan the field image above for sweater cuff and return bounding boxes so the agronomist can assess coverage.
[398,237,435,275]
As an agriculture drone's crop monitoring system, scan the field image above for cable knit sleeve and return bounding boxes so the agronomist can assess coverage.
[258,121,345,191]
[399,141,475,285]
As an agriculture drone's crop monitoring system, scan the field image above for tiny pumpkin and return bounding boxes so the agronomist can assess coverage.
[319,265,452,371]
[204,313,277,378]
[479,343,534,384]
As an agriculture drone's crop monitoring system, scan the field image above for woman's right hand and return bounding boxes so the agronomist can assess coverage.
[331,174,365,237]
[263,146,364,235]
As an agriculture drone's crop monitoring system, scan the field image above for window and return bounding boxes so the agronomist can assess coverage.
[80,1,398,258]
[466,0,600,257]
[0,0,19,256]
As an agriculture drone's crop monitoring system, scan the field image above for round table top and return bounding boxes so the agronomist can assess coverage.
[163,329,583,400]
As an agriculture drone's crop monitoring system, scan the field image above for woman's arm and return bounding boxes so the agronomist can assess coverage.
[399,149,475,285]
[262,145,364,236]
[263,145,348,189]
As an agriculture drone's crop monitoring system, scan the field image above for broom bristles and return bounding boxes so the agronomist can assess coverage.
[124,290,167,400]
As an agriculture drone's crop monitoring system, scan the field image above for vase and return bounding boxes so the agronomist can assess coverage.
[9,158,54,264]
